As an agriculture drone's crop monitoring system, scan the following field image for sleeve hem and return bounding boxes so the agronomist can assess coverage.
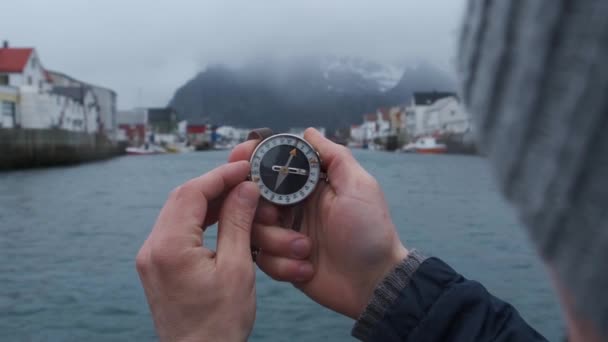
[351,249,428,341]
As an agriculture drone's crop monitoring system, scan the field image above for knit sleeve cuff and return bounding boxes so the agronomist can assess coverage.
[351,249,428,341]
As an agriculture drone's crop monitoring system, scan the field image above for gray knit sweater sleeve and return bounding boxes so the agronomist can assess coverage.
[351,250,427,341]
[458,0,608,334]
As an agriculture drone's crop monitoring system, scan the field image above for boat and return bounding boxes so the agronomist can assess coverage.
[126,144,166,155]
[164,142,195,154]
[413,137,447,154]
[400,142,417,153]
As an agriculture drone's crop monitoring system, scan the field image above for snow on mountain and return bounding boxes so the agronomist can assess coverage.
[320,56,404,92]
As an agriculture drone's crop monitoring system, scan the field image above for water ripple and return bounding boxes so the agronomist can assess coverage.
[0,151,562,341]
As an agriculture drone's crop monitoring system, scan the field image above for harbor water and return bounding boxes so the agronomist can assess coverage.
[0,150,563,341]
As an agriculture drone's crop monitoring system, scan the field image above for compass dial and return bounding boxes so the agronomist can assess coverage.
[250,134,321,206]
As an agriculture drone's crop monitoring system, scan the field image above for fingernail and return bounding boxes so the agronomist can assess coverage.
[290,238,309,258]
[296,263,314,282]
[238,182,259,206]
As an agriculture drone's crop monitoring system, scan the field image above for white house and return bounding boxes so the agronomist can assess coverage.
[0,42,51,128]
[0,42,49,92]
[422,96,471,135]
[361,113,378,142]
[406,92,458,137]
[375,109,392,139]
[0,41,113,135]
[216,126,249,143]
[350,124,364,143]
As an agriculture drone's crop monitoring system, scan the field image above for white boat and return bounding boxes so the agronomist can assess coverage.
[400,142,417,153]
[413,137,447,154]
[126,144,166,155]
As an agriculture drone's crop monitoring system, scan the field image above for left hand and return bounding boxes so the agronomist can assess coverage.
[136,161,260,342]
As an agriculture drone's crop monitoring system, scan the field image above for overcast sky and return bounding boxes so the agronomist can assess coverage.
[3,0,466,109]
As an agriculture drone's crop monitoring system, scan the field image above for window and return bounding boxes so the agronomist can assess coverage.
[27,76,32,85]
[0,74,8,85]
[31,57,37,68]
[1,101,16,127]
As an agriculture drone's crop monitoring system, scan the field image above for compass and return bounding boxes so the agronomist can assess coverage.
[249,133,326,206]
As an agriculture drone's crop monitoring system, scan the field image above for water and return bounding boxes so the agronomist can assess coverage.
[0,151,563,341]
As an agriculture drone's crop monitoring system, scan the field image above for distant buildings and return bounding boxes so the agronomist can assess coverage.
[117,108,148,146]
[421,96,470,135]
[0,41,118,137]
[147,107,177,134]
[350,107,406,145]
[406,92,458,137]
[350,91,472,150]
[288,127,326,138]
[117,107,181,146]
[185,118,210,149]
[48,70,117,139]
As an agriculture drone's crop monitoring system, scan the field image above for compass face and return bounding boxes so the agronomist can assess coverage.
[250,134,321,206]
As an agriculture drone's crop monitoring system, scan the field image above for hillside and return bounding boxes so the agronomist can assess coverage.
[168,57,456,133]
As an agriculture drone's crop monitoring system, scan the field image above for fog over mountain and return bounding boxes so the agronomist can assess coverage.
[169,56,456,132]
[3,1,466,109]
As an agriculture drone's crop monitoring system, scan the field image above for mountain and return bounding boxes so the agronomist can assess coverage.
[385,63,459,104]
[319,56,404,93]
[168,57,456,133]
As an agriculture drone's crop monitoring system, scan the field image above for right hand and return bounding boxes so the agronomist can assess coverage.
[229,128,409,319]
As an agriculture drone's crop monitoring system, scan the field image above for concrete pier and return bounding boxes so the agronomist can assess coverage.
[0,129,125,170]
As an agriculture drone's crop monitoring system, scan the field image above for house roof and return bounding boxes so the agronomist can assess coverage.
[43,69,52,82]
[52,86,87,104]
[0,48,34,73]
[47,69,116,94]
[413,91,458,106]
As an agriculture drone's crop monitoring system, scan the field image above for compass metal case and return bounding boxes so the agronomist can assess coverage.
[249,133,323,206]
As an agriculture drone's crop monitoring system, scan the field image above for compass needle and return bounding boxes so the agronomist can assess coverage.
[249,133,323,206]
[274,149,297,190]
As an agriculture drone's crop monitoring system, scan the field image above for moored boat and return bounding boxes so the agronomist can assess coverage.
[126,144,166,155]
[400,142,416,153]
[414,137,447,154]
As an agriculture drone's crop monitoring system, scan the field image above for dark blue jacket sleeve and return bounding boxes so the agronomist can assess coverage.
[369,258,548,342]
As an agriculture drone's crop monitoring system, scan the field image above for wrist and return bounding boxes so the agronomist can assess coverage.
[351,249,428,340]
[349,244,410,319]
[175,328,249,342]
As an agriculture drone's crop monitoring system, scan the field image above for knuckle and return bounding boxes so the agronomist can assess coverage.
[366,175,380,189]
[358,169,380,188]
[168,182,195,201]
[148,242,178,270]
[135,247,151,275]
[168,185,183,201]
[266,260,291,281]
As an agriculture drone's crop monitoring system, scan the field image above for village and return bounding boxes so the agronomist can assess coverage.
[347,92,475,154]
[1,41,475,168]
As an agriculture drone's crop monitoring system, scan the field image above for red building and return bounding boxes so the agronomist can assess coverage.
[118,124,146,146]
[186,119,210,150]
[186,123,206,134]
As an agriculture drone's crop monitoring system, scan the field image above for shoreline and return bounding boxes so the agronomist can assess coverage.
[0,129,126,171]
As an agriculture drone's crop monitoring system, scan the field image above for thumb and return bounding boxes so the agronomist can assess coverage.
[216,181,260,266]
[304,127,363,194]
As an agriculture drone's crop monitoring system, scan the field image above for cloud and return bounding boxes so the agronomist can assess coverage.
[2,0,466,108]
